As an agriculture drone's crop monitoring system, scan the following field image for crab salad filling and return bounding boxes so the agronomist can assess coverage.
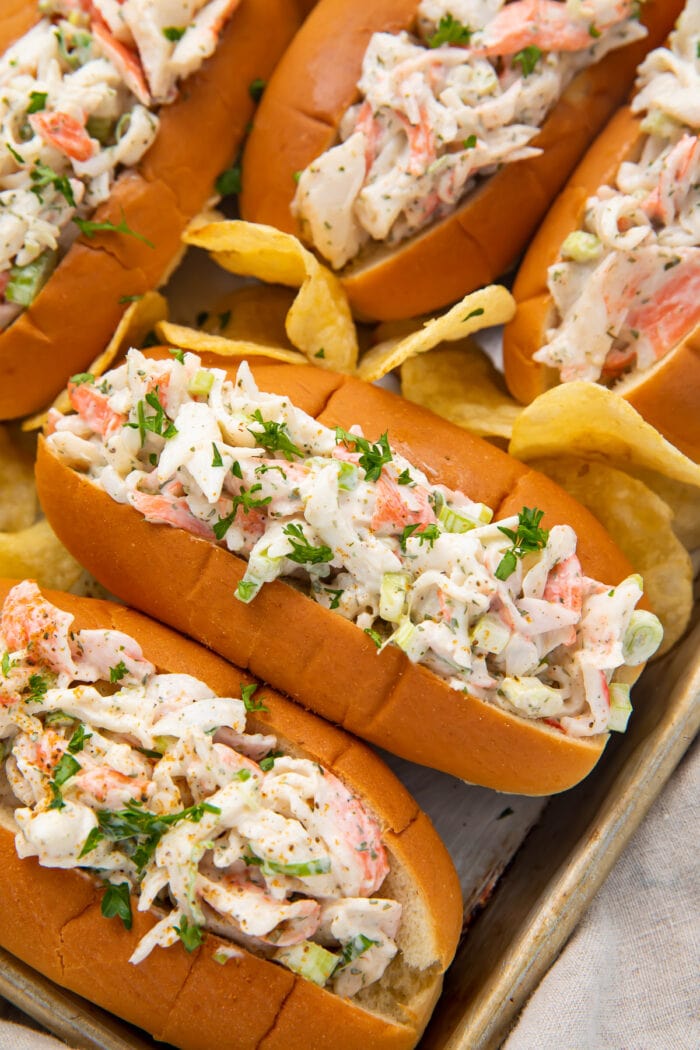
[46,349,663,739]
[0,579,399,996]
[536,4,700,385]
[0,0,239,331]
[293,0,647,269]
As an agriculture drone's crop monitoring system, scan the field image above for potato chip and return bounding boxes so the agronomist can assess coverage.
[201,286,297,349]
[509,382,700,488]
[0,519,83,591]
[621,468,700,552]
[401,340,522,440]
[22,291,168,431]
[156,321,308,365]
[530,457,693,655]
[356,286,516,382]
[0,426,38,532]
[185,221,358,373]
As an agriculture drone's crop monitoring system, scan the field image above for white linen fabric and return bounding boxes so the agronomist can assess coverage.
[0,740,697,1050]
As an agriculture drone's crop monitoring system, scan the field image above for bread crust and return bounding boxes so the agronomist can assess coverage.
[0,0,300,421]
[240,0,681,321]
[503,104,700,462]
[0,582,462,1050]
[36,357,639,793]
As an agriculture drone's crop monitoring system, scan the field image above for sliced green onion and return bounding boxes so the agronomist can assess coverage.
[499,676,565,718]
[379,572,410,623]
[235,577,264,603]
[608,682,632,733]
[86,114,113,144]
[6,249,58,307]
[187,369,214,397]
[273,941,339,986]
[469,613,510,654]
[622,610,663,665]
[337,461,359,491]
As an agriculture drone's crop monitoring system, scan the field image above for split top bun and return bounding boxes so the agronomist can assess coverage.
[503,4,700,461]
[240,0,681,320]
[37,349,663,794]
[0,580,462,1050]
[0,0,299,419]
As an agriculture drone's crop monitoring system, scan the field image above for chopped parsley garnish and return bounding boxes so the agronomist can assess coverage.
[213,484,272,540]
[512,45,542,77]
[314,348,326,359]
[255,462,286,480]
[364,628,383,649]
[283,523,332,565]
[397,468,412,485]
[27,673,48,703]
[67,723,91,754]
[52,751,81,788]
[259,751,283,772]
[495,507,549,581]
[119,293,144,305]
[248,409,303,460]
[323,587,344,610]
[74,207,155,248]
[427,14,472,48]
[211,442,224,468]
[79,799,221,873]
[400,523,440,551]
[231,460,243,479]
[101,882,132,930]
[334,427,393,483]
[463,134,477,149]
[249,77,266,102]
[6,142,24,164]
[464,306,485,322]
[215,164,242,197]
[1,651,12,676]
[163,25,186,41]
[169,347,186,364]
[69,372,95,386]
[109,660,128,683]
[27,90,47,114]
[588,22,601,38]
[240,682,268,713]
[175,915,203,952]
[243,848,331,877]
[126,388,178,445]
[30,160,76,207]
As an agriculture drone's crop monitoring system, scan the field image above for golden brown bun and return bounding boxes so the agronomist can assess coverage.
[503,104,700,462]
[36,355,639,793]
[240,0,681,321]
[0,582,462,1050]
[0,0,300,421]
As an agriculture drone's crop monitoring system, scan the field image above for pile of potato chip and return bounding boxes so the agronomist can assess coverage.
[15,218,698,656]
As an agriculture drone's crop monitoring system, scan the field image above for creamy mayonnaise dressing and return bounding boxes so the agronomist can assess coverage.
[0,580,398,996]
[0,0,238,330]
[47,350,663,738]
[293,0,646,269]
[536,4,700,384]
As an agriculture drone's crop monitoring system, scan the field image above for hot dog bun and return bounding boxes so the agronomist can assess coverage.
[0,0,300,421]
[0,581,462,1050]
[36,352,643,794]
[239,0,681,321]
[503,104,700,463]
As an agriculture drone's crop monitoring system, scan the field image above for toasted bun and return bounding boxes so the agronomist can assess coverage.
[0,581,462,1050]
[503,104,700,462]
[36,354,639,793]
[0,0,300,421]
[240,0,681,321]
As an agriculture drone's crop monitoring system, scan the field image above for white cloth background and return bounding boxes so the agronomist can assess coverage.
[1,739,697,1050]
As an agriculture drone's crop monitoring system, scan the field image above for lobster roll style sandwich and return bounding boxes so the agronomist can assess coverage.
[239,0,681,320]
[36,349,664,794]
[504,2,700,461]
[0,579,462,1050]
[0,0,300,420]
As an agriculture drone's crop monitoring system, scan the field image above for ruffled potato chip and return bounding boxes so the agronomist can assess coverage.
[156,321,308,365]
[22,291,168,431]
[401,340,522,440]
[185,221,358,373]
[0,519,82,591]
[530,457,693,655]
[356,286,515,382]
[0,426,37,531]
[200,286,297,349]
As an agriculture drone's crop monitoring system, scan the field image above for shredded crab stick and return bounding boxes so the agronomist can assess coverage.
[293,0,647,269]
[535,5,700,385]
[0,580,399,997]
[47,349,664,738]
[0,0,239,331]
